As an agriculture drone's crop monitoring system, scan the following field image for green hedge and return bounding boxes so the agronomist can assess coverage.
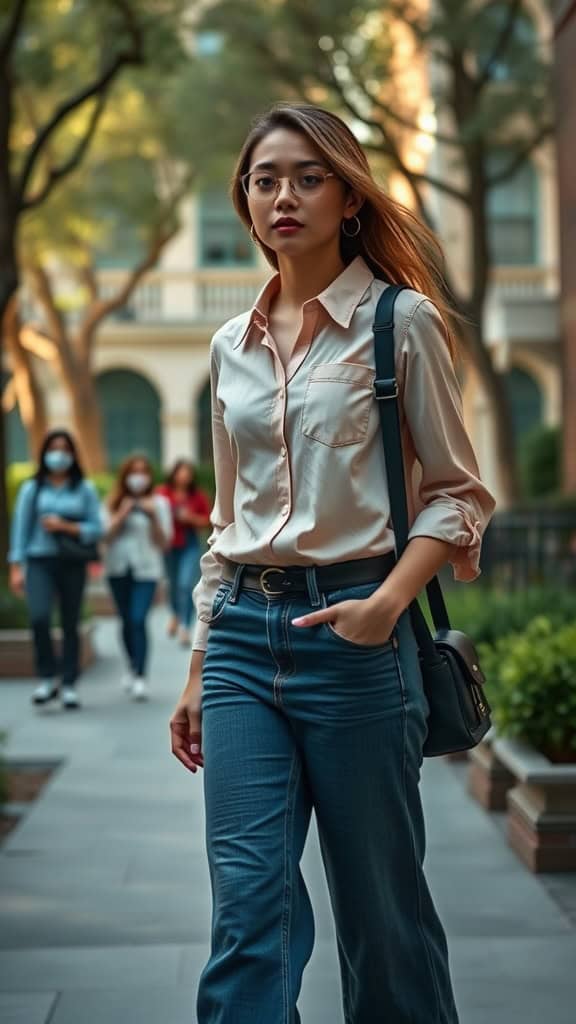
[427,585,576,647]
[480,617,576,759]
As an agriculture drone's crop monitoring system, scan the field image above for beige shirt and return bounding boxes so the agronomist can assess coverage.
[192,256,496,651]
[101,494,172,581]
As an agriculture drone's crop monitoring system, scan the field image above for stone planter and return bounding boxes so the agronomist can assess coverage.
[493,736,576,873]
[0,622,95,679]
[468,730,516,811]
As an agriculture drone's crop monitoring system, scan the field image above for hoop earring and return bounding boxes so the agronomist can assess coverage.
[250,224,258,242]
[341,215,361,238]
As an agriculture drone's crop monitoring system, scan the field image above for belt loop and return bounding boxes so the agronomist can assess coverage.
[305,566,321,608]
[228,564,245,604]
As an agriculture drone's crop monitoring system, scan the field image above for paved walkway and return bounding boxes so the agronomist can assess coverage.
[1,611,575,1024]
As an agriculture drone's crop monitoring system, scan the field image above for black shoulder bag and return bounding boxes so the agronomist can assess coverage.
[28,482,100,564]
[373,284,491,757]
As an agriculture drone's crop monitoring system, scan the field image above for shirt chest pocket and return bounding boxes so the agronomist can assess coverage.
[301,362,375,447]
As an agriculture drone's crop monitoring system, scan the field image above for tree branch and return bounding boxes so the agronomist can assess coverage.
[475,0,523,91]
[21,91,108,211]
[25,265,67,349]
[488,122,554,185]
[0,0,29,65]
[16,2,143,208]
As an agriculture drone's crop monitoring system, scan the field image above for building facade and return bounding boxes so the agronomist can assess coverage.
[4,1,562,507]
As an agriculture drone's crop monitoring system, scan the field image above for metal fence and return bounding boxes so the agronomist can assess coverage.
[480,508,576,589]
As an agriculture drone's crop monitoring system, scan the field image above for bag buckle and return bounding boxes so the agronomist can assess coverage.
[373,377,399,401]
[260,567,287,595]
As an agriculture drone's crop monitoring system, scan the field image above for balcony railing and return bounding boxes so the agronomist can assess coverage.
[98,267,267,324]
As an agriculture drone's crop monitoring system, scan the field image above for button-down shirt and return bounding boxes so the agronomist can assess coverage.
[100,495,173,581]
[192,256,496,651]
[8,478,103,564]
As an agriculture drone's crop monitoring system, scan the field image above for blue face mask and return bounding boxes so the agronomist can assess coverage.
[44,450,73,473]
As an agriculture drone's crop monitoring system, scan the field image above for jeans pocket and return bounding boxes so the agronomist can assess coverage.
[321,581,396,651]
[208,582,232,625]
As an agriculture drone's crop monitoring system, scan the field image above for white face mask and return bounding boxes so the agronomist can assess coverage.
[44,450,73,473]
[126,473,151,495]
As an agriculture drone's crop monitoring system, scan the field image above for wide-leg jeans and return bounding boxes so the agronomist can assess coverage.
[197,570,459,1024]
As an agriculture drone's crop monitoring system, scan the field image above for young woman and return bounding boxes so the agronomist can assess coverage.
[8,429,102,710]
[170,103,496,1023]
[156,459,211,647]
[102,454,172,701]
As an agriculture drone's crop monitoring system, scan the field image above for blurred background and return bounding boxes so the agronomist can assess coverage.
[1,3,576,1023]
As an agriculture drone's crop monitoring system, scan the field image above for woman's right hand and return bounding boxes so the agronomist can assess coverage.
[9,563,25,597]
[170,652,205,773]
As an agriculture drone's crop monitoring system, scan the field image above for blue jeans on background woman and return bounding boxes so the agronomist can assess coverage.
[165,537,201,630]
[197,571,459,1024]
[108,573,157,677]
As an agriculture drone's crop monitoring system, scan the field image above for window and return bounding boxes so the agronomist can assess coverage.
[198,191,254,267]
[487,152,538,265]
[504,367,543,441]
[96,369,162,468]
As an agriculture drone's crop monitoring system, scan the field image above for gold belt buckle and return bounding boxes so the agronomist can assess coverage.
[260,567,287,596]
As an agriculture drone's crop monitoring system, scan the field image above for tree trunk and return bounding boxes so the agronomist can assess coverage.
[62,358,107,473]
[4,294,47,457]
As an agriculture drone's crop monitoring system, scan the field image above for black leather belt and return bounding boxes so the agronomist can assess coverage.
[221,552,396,597]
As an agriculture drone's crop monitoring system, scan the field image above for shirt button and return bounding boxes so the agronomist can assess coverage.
[281,505,289,516]
[280,447,287,458]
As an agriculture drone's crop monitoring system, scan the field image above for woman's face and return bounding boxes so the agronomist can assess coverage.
[124,459,151,495]
[173,465,194,489]
[47,436,72,455]
[246,128,361,261]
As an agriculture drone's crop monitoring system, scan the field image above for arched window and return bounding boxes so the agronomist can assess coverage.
[487,152,538,265]
[504,366,543,441]
[96,369,162,469]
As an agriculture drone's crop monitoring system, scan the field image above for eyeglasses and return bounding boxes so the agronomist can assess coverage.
[241,169,336,201]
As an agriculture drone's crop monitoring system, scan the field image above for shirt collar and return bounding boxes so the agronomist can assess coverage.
[233,256,374,349]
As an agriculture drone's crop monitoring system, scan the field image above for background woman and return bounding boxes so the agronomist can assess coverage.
[8,429,102,710]
[157,459,212,647]
[170,103,495,1023]
[102,454,172,701]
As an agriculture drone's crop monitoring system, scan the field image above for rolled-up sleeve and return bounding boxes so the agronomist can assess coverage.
[192,341,237,652]
[399,299,496,582]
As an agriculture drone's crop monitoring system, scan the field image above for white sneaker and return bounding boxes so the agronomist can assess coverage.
[131,677,150,702]
[32,680,59,705]
[61,686,81,710]
[121,670,135,693]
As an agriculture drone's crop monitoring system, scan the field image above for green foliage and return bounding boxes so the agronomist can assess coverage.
[519,425,561,499]
[195,462,216,499]
[480,617,576,757]
[430,585,576,647]
[0,582,30,630]
[6,462,35,516]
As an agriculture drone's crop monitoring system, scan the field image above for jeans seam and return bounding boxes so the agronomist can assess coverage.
[396,644,443,1023]
[266,600,283,706]
[281,751,300,1024]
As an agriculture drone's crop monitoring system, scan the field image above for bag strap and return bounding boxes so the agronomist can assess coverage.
[26,481,41,549]
[372,285,450,657]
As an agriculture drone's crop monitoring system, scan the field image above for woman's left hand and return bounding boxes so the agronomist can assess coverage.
[137,497,157,517]
[292,595,397,647]
[41,514,67,533]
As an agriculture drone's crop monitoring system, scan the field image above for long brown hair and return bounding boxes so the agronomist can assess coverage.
[231,102,459,362]
[108,453,154,511]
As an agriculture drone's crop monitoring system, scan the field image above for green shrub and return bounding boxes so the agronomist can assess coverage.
[0,583,30,629]
[481,616,576,759]
[6,462,35,516]
[519,425,561,499]
[426,585,576,647]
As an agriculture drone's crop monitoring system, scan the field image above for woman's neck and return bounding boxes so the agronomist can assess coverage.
[47,472,68,487]
[276,247,345,309]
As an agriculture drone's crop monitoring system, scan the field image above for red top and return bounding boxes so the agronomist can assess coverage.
[156,485,212,549]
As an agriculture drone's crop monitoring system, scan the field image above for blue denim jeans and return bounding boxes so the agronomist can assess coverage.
[165,538,201,628]
[107,574,157,676]
[198,568,459,1024]
[25,557,87,685]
